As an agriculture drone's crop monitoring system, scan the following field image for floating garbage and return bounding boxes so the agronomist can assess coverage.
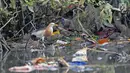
[8,48,89,72]
[56,40,68,45]
[9,62,58,72]
[68,61,87,66]
[9,65,35,72]
[9,57,59,72]
[97,38,109,45]
[80,39,95,48]
[72,48,88,61]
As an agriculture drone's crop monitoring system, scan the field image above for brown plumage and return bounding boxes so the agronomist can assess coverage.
[44,23,55,37]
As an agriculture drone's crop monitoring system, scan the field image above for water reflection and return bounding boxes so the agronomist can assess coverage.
[1,50,130,73]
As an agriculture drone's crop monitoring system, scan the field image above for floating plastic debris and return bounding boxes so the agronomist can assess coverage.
[56,40,68,45]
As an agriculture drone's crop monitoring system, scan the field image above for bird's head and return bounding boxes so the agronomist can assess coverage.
[49,23,58,27]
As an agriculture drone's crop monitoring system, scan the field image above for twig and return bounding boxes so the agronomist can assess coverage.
[0,17,13,31]
[63,68,69,73]
[0,40,2,52]
[2,43,9,51]
[12,20,33,37]
[0,10,21,31]
[76,7,98,43]
[3,0,8,9]
[30,21,36,30]
[1,38,11,50]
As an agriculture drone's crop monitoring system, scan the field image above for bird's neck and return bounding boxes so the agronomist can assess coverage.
[46,25,53,30]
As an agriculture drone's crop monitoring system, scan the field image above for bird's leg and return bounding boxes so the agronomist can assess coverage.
[42,37,45,41]
[41,36,46,48]
[42,43,46,48]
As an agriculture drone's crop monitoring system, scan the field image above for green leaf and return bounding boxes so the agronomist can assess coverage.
[0,8,2,11]
[41,0,49,5]
[0,9,10,17]
[50,0,81,10]
[79,0,85,6]
[50,0,56,9]
[24,0,35,6]
[28,6,34,12]
[10,0,16,9]
[121,0,130,6]
[87,0,96,4]
[100,3,113,24]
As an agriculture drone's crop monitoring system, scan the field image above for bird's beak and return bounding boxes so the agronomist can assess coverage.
[55,24,58,26]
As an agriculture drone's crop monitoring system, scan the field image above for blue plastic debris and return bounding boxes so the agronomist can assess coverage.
[68,61,87,66]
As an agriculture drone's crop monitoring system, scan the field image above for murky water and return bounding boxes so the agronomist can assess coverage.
[1,49,130,73]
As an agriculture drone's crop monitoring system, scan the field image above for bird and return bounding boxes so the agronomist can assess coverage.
[31,23,58,41]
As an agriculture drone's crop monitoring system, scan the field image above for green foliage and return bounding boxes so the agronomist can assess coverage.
[86,0,103,5]
[87,0,96,4]
[100,3,113,24]
[40,0,49,5]
[50,0,86,10]
[121,0,130,5]
[24,0,35,6]
[0,8,2,12]
[79,0,85,6]
[50,0,72,10]
[10,0,16,9]
[50,0,60,10]
[120,0,130,6]
[0,8,9,17]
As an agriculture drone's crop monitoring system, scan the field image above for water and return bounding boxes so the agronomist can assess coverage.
[1,49,130,73]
